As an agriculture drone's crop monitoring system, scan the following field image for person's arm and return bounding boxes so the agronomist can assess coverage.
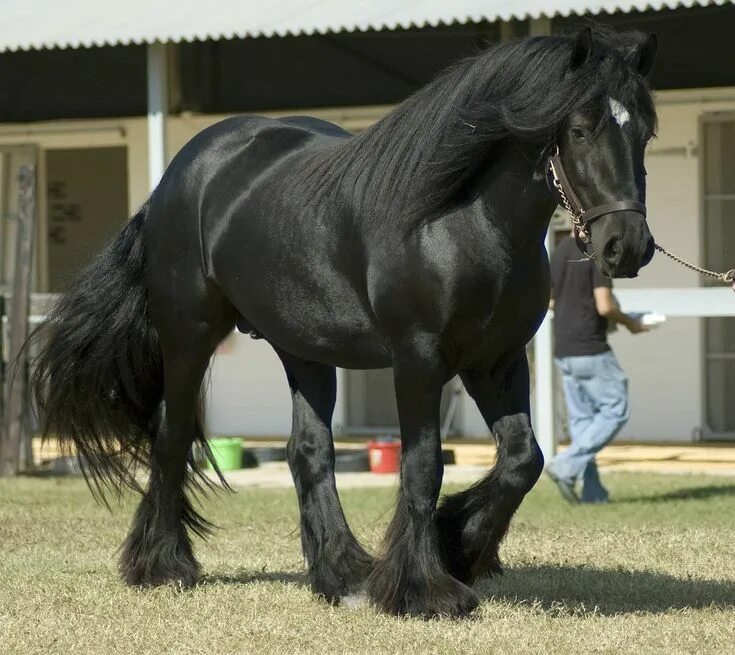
[593,287,648,334]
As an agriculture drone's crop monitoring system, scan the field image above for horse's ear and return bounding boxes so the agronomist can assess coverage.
[632,33,658,77]
[570,28,593,70]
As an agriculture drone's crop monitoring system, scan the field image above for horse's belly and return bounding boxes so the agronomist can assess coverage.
[236,296,391,368]
[213,246,391,368]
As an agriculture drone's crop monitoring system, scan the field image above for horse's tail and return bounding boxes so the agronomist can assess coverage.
[31,200,165,500]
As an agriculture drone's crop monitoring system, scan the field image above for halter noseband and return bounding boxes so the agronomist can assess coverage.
[546,146,647,248]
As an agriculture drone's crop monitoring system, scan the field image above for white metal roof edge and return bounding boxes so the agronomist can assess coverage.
[0,0,730,53]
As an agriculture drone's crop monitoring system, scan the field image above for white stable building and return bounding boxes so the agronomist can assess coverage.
[0,1,734,454]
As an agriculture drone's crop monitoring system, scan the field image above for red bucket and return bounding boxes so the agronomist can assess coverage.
[367,439,401,474]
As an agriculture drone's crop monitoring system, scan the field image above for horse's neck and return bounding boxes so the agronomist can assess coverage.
[478,141,557,246]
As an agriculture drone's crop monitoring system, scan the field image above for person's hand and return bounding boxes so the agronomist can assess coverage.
[625,318,649,334]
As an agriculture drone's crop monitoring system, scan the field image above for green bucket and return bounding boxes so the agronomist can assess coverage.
[206,438,242,471]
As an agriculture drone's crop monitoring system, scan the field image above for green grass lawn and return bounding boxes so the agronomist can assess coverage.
[1,473,735,654]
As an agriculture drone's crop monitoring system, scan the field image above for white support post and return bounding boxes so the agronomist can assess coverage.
[147,42,168,191]
[534,244,556,462]
[333,368,347,437]
[529,15,556,462]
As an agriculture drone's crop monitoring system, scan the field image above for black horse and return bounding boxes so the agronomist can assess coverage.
[33,27,658,618]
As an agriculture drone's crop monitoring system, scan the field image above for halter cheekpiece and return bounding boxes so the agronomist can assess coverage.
[546,146,647,247]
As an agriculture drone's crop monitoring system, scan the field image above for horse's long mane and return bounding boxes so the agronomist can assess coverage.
[300,27,656,228]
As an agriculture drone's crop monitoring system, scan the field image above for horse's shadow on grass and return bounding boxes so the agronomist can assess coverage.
[202,565,734,617]
[478,564,735,615]
[616,484,735,504]
[201,569,306,587]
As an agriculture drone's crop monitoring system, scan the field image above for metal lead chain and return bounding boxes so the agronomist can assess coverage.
[654,244,735,284]
[549,154,733,285]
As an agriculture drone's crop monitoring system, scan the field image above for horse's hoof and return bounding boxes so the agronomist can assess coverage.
[308,540,374,603]
[121,561,200,588]
[368,563,479,619]
[402,574,479,619]
[435,496,504,584]
[119,537,201,588]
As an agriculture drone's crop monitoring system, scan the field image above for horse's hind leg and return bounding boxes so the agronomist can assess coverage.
[120,296,234,587]
[277,350,373,602]
[435,354,543,584]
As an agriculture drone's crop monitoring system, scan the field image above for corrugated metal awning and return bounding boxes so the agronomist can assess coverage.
[0,0,731,52]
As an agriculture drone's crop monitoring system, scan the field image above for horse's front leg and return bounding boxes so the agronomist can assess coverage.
[366,341,479,618]
[435,353,544,583]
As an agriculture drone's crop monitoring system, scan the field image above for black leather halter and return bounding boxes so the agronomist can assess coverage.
[546,147,647,250]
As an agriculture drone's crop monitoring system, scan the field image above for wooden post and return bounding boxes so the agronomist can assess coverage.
[0,165,36,476]
[0,294,5,447]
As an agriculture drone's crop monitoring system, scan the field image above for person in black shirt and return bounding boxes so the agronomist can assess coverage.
[546,234,648,504]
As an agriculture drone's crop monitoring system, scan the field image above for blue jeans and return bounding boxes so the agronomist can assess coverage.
[548,350,630,502]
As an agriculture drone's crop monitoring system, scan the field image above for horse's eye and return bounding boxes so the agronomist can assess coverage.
[570,127,586,141]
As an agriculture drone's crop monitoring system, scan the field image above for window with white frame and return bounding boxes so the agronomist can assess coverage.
[702,116,735,436]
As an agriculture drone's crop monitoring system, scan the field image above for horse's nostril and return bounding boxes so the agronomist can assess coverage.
[642,236,655,266]
[604,236,623,265]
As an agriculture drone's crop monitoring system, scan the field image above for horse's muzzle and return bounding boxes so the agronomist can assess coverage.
[601,232,655,278]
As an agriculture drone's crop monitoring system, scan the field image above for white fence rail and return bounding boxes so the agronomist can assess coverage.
[614,287,735,318]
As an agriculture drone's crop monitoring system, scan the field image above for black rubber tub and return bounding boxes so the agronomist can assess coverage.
[334,448,371,473]
[240,449,259,468]
[249,446,287,465]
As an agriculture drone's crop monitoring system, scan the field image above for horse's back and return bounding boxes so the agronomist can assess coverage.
[146,113,350,252]
[160,114,347,196]
[278,115,352,139]
[174,114,349,165]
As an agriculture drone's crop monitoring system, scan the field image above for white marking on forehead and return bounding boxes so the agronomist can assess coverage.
[609,97,630,127]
